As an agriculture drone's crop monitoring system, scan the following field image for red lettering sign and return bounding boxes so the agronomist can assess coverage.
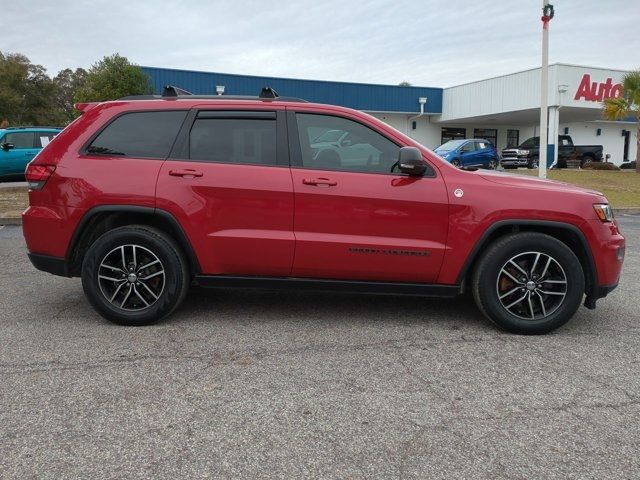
[574,74,623,102]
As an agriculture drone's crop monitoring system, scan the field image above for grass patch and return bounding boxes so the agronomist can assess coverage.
[506,169,640,208]
[0,187,28,217]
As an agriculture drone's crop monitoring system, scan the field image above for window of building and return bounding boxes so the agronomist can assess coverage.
[3,132,35,149]
[87,111,187,158]
[506,129,519,148]
[295,113,399,174]
[473,128,497,147]
[441,127,466,145]
[190,117,276,165]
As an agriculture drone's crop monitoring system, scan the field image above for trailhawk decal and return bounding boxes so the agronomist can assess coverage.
[348,247,430,257]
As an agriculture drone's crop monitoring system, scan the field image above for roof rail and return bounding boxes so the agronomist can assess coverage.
[259,87,279,99]
[3,126,63,130]
[162,85,194,97]
[118,85,307,103]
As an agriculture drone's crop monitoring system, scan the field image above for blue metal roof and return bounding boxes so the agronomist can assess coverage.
[141,66,442,114]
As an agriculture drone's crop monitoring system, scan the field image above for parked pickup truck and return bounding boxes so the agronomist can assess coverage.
[501,135,603,169]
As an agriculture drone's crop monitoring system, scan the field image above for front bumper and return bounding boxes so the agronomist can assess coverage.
[500,157,528,167]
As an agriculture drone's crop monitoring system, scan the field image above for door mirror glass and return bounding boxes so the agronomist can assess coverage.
[397,147,427,176]
[1,143,14,151]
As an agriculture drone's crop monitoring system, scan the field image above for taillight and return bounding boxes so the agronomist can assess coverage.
[25,164,56,190]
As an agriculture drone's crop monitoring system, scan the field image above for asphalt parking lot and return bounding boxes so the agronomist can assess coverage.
[1,216,639,479]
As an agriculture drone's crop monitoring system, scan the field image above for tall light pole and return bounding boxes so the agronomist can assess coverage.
[539,2,554,178]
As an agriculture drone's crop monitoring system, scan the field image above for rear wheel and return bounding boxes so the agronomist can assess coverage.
[487,158,497,170]
[472,232,584,334]
[81,225,190,326]
[580,155,594,168]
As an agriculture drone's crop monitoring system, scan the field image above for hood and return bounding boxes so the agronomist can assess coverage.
[478,169,604,196]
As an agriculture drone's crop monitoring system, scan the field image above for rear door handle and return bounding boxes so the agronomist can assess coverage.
[169,169,203,178]
[302,177,337,186]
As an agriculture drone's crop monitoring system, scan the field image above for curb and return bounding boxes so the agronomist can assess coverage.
[0,217,22,226]
[614,208,640,215]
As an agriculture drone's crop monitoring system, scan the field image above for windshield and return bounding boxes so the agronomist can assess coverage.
[436,139,466,151]
[312,129,344,143]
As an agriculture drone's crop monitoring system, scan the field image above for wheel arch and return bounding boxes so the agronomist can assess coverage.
[457,220,597,299]
[67,205,200,277]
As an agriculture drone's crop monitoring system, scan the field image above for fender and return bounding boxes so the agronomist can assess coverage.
[455,219,598,299]
[66,205,201,274]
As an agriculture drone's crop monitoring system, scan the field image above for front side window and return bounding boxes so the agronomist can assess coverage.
[520,137,539,148]
[189,118,276,165]
[296,113,399,174]
[460,141,475,153]
[87,111,187,158]
[4,132,34,149]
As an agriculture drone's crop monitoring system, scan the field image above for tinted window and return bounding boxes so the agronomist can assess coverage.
[189,118,276,165]
[4,132,34,149]
[296,114,399,174]
[460,141,475,153]
[520,137,538,148]
[88,111,187,158]
[35,132,58,148]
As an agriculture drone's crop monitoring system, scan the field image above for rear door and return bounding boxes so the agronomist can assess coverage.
[156,108,295,276]
[287,109,448,283]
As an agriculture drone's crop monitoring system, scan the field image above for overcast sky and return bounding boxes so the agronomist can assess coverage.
[4,0,639,87]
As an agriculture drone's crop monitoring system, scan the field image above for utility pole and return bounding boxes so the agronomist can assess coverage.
[539,2,554,178]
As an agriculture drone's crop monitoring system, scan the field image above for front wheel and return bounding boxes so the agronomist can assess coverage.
[81,225,190,326]
[527,157,539,169]
[451,158,461,168]
[472,232,585,334]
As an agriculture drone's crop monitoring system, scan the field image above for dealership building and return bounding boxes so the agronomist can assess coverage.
[142,64,637,166]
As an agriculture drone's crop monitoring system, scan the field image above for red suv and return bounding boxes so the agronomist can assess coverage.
[22,87,625,334]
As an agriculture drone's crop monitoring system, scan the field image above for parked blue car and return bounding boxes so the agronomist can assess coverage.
[434,138,499,169]
[0,126,62,179]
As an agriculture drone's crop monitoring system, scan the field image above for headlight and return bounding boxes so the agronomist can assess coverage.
[593,204,613,222]
[517,149,530,155]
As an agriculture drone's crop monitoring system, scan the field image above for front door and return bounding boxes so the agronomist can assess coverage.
[0,131,37,176]
[288,111,448,283]
[156,108,295,276]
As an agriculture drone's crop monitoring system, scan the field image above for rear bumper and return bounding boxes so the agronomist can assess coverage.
[27,252,69,277]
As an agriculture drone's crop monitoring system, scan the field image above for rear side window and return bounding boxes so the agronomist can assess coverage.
[4,132,35,149]
[189,118,276,165]
[35,132,58,148]
[87,111,187,158]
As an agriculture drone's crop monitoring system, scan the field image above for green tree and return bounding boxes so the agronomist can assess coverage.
[0,52,66,126]
[398,81,412,87]
[74,54,152,103]
[53,67,87,122]
[603,69,640,173]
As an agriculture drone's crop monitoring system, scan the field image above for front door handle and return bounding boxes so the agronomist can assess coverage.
[169,169,203,178]
[302,177,337,186]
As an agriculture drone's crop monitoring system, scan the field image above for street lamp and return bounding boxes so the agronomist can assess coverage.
[538,1,555,179]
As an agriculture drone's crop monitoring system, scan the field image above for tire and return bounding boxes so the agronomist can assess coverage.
[527,156,539,169]
[472,232,585,335]
[451,158,461,168]
[487,158,497,170]
[580,155,594,168]
[81,225,190,326]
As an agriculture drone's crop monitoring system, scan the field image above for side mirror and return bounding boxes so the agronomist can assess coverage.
[397,147,427,176]
[1,143,14,151]
[341,139,352,147]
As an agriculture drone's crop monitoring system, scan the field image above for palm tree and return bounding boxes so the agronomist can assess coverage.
[603,69,640,173]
